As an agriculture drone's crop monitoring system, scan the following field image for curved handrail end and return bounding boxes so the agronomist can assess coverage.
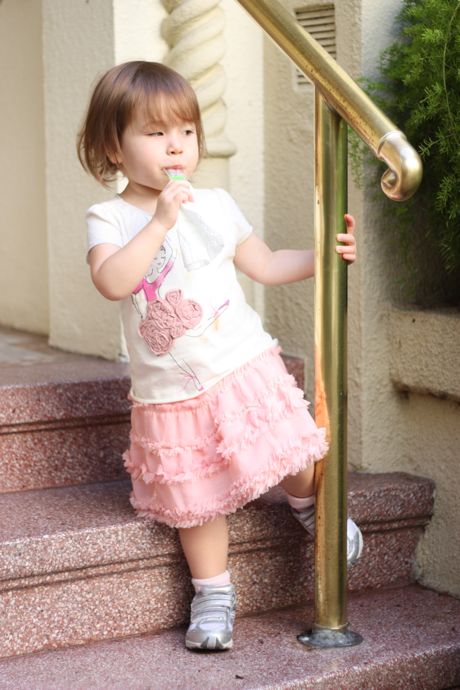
[378,131,423,202]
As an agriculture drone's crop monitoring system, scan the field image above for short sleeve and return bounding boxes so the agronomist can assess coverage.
[215,189,253,245]
[86,204,123,253]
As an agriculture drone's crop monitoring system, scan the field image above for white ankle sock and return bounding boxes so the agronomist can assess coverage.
[192,570,231,593]
[286,492,315,511]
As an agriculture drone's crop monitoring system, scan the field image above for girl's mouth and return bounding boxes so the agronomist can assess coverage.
[164,168,187,181]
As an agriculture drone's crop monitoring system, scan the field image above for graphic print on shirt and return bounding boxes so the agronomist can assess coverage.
[131,236,229,393]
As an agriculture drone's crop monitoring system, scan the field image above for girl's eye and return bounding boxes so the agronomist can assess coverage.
[185,128,195,135]
[148,131,163,137]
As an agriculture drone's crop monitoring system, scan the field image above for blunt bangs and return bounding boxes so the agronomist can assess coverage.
[120,65,204,154]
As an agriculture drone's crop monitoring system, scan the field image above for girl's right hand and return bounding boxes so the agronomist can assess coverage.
[154,180,193,231]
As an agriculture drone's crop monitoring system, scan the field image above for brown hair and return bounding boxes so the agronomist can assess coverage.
[77,61,205,185]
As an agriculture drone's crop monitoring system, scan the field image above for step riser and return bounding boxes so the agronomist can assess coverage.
[0,420,129,492]
[1,375,131,493]
[0,520,425,658]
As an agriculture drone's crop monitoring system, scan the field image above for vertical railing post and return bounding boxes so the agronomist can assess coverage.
[298,90,362,648]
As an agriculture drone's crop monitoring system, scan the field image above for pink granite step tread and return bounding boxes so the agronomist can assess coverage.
[0,473,433,581]
[0,585,459,690]
[0,360,131,426]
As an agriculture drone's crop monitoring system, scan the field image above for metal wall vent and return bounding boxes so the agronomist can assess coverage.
[294,5,336,86]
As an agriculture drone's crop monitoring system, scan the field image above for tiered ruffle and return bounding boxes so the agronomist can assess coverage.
[123,347,327,528]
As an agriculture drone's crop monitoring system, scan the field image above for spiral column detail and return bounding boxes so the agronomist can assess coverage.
[162,0,236,157]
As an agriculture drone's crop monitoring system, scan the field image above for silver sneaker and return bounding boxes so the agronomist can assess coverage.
[185,584,236,651]
[291,506,363,567]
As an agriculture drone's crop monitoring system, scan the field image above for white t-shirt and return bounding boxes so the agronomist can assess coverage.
[86,189,276,403]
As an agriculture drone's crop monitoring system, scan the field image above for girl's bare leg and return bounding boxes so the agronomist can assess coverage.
[280,464,315,497]
[178,515,229,579]
[282,464,364,566]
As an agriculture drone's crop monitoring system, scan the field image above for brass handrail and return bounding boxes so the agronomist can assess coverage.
[234,0,422,201]
[234,0,422,649]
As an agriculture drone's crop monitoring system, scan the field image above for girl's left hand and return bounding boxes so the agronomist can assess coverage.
[336,213,356,263]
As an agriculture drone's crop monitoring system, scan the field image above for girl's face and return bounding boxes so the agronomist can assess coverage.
[117,107,200,195]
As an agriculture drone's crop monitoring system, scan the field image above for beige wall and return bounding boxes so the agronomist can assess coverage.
[221,0,265,315]
[113,0,166,61]
[0,0,48,334]
[361,306,460,597]
[358,1,460,596]
[388,310,460,595]
[355,1,460,598]
[401,395,459,594]
[43,0,167,359]
[43,0,119,358]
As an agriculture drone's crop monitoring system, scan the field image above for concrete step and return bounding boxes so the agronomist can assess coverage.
[0,327,131,493]
[0,327,304,493]
[0,472,433,658]
[0,585,459,690]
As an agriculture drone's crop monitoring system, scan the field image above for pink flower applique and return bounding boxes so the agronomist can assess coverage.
[139,289,202,355]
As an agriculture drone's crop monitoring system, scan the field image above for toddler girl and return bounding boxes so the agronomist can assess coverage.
[78,61,362,652]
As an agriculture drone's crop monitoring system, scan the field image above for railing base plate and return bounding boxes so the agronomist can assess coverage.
[297,626,363,648]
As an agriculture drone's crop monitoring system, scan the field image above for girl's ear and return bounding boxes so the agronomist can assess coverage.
[107,147,122,166]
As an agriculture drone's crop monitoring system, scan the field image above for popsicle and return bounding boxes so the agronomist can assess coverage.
[164,168,187,182]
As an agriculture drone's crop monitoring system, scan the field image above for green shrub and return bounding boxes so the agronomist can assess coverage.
[359,0,460,306]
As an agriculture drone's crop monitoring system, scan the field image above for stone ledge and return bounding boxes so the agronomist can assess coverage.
[0,473,433,581]
[0,353,302,428]
[388,307,460,402]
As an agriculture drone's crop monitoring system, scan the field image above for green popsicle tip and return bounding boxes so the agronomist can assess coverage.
[164,169,187,181]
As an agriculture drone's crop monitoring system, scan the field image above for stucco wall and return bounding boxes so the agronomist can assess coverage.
[221,0,265,315]
[113,0,166,62]
[43,0,120,358]
[386,309,460,596]
[358,0,405,473]
[403,395,459,595]
[357,2,460,596]
[0,0,48,334]
[388,310,460,594]
[43,0,167,359]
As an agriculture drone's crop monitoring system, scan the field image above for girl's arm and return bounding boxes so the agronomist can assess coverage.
[88,219,168,300]
[88,180,191,301]
[235,214,356,286]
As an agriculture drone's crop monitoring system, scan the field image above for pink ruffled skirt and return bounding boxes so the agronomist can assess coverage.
[123,347,328,528]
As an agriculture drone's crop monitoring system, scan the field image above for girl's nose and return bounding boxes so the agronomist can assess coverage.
[167,138,183,154]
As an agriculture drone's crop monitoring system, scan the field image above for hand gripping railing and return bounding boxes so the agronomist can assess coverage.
[234,0,422,648]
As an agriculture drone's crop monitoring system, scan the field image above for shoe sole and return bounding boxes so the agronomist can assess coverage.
[186,637,233,651]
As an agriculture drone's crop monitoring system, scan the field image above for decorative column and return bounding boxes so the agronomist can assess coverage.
[161,0,236,186]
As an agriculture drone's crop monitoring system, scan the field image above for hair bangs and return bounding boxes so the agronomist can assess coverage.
[137,90,198,128]
[128,68,205,154]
